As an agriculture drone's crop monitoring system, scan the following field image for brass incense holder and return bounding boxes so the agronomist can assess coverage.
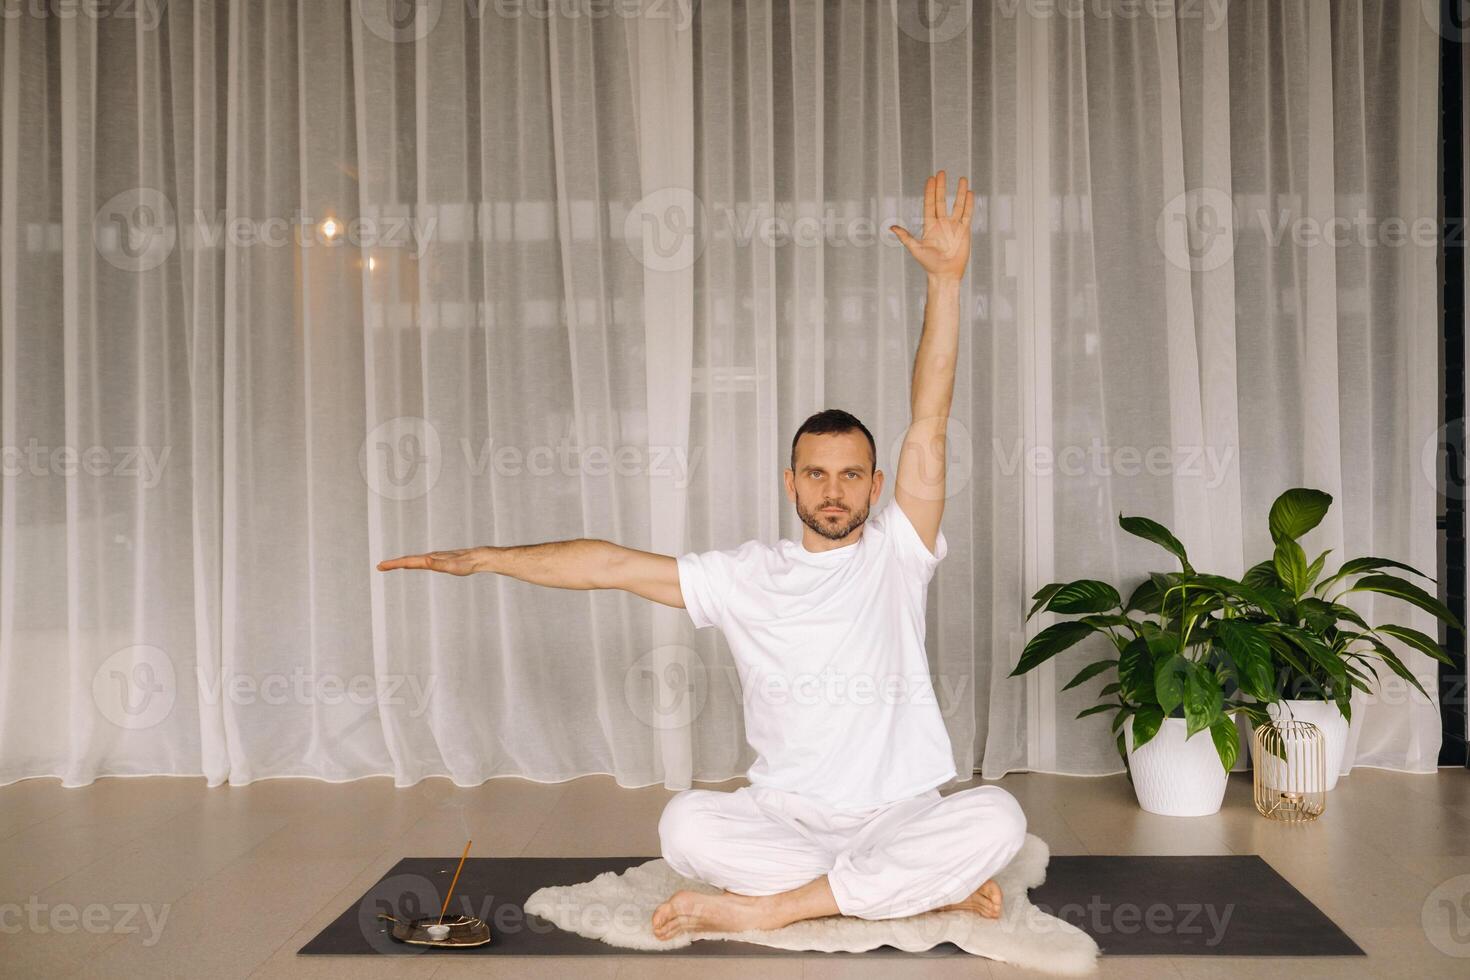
[376,912,492,947]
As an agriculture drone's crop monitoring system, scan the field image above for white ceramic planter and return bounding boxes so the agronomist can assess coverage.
[1124,716,1229,816]
[1255,699,1348,791]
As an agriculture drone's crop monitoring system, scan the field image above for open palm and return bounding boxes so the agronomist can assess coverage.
[890,170,973,281]
[377,548,483,576]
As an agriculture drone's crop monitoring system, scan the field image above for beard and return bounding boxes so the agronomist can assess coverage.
[797,496,869,542]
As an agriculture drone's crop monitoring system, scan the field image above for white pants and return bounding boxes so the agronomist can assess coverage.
[657,783,1028,920]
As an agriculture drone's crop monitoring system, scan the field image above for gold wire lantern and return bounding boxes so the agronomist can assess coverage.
[1252,719,1327,822]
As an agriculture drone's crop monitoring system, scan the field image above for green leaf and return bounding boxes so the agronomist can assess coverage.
[1062,658,1119,691]
[1362,637,1434,703]
[1214,620,1275,701]
[1274,538,1309,598]
[1099,681,1122,696]
[1348,575,1464,633]
[1154,654,1187,717]
[1119,513,1193,573]
[1331,555,1436,585]
[1242,559,1282,591]
[1257,625,1313,678]
[1297,597,1340,633]
[1268,488,1332,543]
[1209,715,1240,770]
[1118,635,1158,704]
[1078,613,1137,630]
[1149,572,1193,618]
[1375,624,1456,667]
[1341,656,1377,684]
[1305,549,1332,589]
[1026,583,1065,619]
[1325,600,1369,631]
[1130,705,1164,751]
[1183,663,1223,738]
[1290,627,1350,688]
[1110,707,1134,733]
[1124,575,1168,614]
[1010,621,1098,676]
[1075,703,1116,720]
[1190,572,1286,616]
[1045,580,1123,615]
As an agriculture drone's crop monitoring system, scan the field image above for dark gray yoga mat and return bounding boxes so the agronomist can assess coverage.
[298,854,1364,958]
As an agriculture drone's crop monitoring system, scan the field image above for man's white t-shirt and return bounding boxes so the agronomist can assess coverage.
[676,498,957,812]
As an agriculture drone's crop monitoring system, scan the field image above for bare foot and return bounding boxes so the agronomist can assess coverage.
[937,878,1003,919]
[650,888,776,941]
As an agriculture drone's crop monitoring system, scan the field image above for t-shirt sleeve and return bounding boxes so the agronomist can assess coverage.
[881,498,948,585]
[675,547,741,630]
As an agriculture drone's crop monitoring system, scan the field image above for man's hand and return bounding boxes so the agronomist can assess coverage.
[889,170,973,282]
[377,548,485,576]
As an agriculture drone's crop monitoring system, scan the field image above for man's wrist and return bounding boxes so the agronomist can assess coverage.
[472,546,500,574]
[927,273,963,293]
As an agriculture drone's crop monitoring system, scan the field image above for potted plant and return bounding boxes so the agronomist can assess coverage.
[1236,488,1463,790]
[1010,512,1280,816]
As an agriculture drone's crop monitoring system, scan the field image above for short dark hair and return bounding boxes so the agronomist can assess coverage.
[789,409,877,474]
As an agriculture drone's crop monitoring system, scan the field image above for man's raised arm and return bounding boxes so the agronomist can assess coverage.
[377,540,686,609]
[888,170,971,557]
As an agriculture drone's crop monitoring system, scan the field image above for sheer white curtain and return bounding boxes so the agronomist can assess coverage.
[0,0,1446,789]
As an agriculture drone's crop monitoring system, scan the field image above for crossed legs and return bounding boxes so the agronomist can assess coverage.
[652,783,1027,940]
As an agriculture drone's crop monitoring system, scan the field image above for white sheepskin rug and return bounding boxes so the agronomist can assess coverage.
[524,833,1100,976]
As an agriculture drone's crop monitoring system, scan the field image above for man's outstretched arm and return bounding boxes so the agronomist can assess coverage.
[377,540,686,609]
[888,170,972,556]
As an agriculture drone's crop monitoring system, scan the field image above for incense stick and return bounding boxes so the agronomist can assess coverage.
[437,839,472,926]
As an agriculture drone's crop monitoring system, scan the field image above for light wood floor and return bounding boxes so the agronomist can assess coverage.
[2,766,1467,978]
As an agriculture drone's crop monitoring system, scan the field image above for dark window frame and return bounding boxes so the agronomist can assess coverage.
[1437,0,1467,768]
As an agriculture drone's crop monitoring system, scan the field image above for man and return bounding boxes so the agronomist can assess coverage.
[378,172,1027,940]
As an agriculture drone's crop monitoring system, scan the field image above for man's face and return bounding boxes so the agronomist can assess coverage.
[785,431,881,542]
